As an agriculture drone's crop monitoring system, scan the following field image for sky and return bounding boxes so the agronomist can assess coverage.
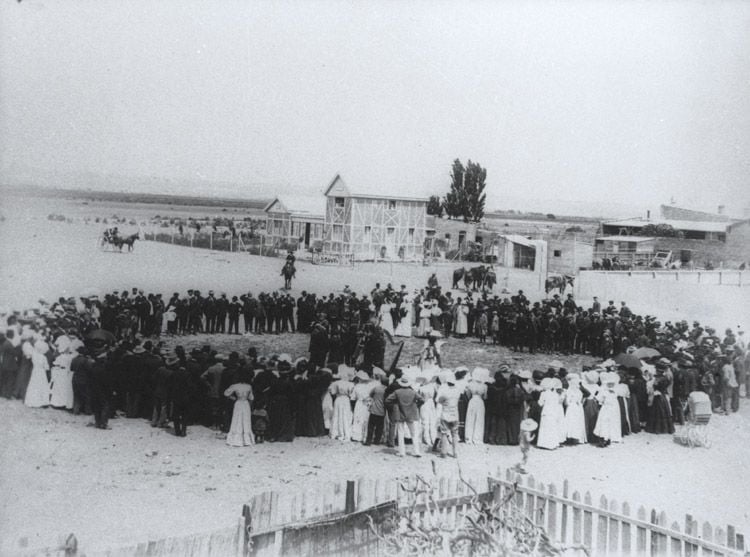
[1,0,749,217]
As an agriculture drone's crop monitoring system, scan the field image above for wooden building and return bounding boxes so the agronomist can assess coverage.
[322,175,428,261]
[548,237,595,274]
[263,196,325,251]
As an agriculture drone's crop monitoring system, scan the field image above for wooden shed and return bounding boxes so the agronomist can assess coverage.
[264,196,326,251]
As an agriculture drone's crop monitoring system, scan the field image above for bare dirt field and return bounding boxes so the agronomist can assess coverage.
[0,196,749,554]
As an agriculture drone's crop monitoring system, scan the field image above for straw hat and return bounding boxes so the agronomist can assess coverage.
[397,376,411,387]
[550,378,563,390]
[355,370,371,382]
[540,377,554,390]
[471,367,491,383]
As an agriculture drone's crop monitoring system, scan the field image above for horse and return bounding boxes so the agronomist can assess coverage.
[114,233,139,252]
[281,261,296,289]
[452,267,465,289]
[544,273,575,296]
[482,269,496,291]
[453,265,487,291]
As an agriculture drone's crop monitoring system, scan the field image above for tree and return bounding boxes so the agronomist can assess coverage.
[443,159,465,220]
[640,223,684,238]
[443,159,487,222]
[427,195,444,217]
[462,160,487,223]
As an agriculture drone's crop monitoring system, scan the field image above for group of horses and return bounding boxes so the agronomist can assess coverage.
[100,232,140,252]
[451,265,497,292]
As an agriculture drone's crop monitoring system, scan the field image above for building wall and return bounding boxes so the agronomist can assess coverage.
[653,235,749,267]
[548,238,594,274]
[323,196,427,260]
[265,212,324,249]
[427,217,477,250]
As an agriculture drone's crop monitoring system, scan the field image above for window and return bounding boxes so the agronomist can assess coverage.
[554,250,562,257]
[445,233,451,240]
[364,226,372,243]
[333,225,343,242]
[408,228,415,239]
[388,200,397,210]
[334,197,345,208]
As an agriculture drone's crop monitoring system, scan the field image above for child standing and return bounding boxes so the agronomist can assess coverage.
[515,418,538,473]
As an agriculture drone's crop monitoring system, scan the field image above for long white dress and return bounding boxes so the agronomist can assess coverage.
[418,383,438,446]
[50,352,75,409]
[563,387,587,443]
[417,303,432,337]
[454,304,469,336]
[322,389,334,431]
[394,299,412,337]
[329,379,354,441]
[464,381,487,445]
[594,388,623,443]
[537,390,566,449]
[25,351,51,408]
[351,381,372,442]
[225,383,255,446]
[379,303,395,337]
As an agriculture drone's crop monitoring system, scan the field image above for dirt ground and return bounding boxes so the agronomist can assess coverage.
[1,199,749,553]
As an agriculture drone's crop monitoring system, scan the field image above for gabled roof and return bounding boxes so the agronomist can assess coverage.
[323,174,428,203]
[263,196,325,219]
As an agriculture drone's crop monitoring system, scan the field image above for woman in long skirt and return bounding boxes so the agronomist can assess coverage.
[329,372,354,441]
[25,340,51,408]
[645,377,675,434]
[563,374,587,444]
[394,295,412,337]
[581,369,601,444]
[379,301,394,337]
[537,379,565,449]
[594,373,623,447]
[50,349,75,409]
[417,377,438,447]
[616,382,631,436]
[463,369,488,445]
[266,367,296,442]
[350,372,373,442]
[14,340,34,400]
[505,375,527,445]
[224,372,255,447]
[417,301,432,337]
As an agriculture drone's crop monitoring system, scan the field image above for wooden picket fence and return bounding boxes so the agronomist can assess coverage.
[492,468,747,557]
[23,468,748,556]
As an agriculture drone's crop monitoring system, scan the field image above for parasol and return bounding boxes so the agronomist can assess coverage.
[613,352,642,369]
[631,347,660,360]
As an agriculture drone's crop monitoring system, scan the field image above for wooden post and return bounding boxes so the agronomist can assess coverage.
[572,491,582,546]
[583,492,593,550]
[345,480,356,514]
[242,504,251,557]
[210,232,213,250]
[596,495,608,555]
[719,271,723,285]
[560,480,569,544]
[608,499,619,554]
[621,502,631,555]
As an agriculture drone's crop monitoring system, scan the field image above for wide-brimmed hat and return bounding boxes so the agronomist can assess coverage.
[397,376,411,387]
[132,345,146,354]
[355,370,371,382]
[516,369,532,380]
[520,418,538,432]
[165,356,180,367]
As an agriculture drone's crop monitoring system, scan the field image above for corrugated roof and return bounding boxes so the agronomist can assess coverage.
[602,218,730,233]
[500,234,543,248]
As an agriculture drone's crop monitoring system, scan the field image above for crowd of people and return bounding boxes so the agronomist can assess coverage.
[0,273,747,459]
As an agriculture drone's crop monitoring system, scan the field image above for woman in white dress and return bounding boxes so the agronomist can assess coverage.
[537,378,566,449]
[394,295,412,337]
[594,372,623,447]
[350,371,373,442]
[463,368,488,445]
[224,372,255,447]
[379,300,395,337]
[320,368,334,432]
[417,301,432,337]
[453,300,469,337]
[563,374,587,444]
[416,377,438,447]
[328,370,355,441]
[25,339,51,408]
[50,345,75,409]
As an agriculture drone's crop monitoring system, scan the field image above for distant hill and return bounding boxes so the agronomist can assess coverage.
[1,184,271,211]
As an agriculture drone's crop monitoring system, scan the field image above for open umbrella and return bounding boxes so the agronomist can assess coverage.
[631,347,660,360]
[613,352,642,369]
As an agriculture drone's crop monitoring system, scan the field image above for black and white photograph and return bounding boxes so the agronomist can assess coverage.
[0,1,748,555]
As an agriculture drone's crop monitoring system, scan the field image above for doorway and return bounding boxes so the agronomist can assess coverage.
[304,223,311,248]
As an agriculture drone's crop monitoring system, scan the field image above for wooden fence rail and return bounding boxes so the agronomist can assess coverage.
[25,468,747,556]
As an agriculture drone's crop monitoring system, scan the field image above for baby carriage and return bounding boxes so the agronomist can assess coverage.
[674,391,712,448]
